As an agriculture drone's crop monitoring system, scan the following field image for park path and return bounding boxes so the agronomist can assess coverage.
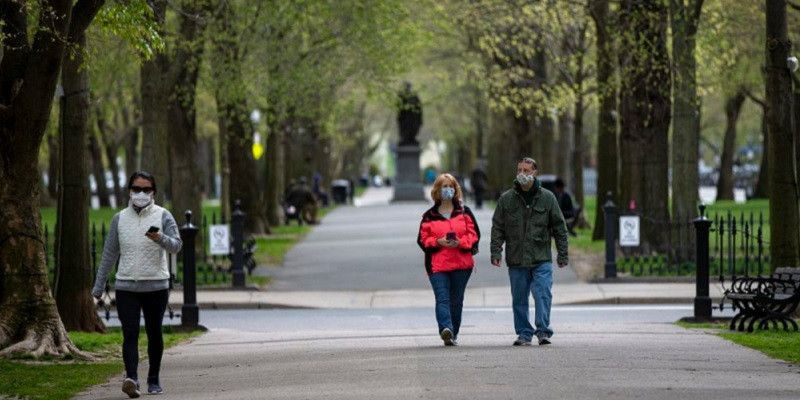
[262,187,579,291]
[77,308,800,400]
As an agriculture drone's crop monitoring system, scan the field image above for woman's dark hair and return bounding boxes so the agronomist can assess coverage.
[127,171,157,192]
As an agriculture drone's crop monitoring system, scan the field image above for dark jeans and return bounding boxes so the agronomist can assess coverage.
[116,289,169,385]
[428,269,473,338]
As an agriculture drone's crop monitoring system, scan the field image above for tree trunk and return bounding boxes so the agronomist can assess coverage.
[557,111,573,183]
[590,0,620,241]
[765,0,800,270]
[754,110,769,198]
[0,0,105,358]
[89,133,111,208]
[166,3,209,233]
[54,33,106,333]
[104,141,124,208]
[265,121,285,226]
[670,0,702,261]
[619,0,672,249]
[139,0,170,205]
[716,89,746,201]
[572,93,586,207]
[211,0,268,234]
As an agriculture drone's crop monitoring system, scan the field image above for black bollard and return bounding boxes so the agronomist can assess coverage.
[693,204,713,320]
[603,191,618,279]
[180,210,200,328]
[231,200,246,288]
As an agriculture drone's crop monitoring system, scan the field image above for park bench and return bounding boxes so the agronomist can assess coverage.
[724,267,800,332]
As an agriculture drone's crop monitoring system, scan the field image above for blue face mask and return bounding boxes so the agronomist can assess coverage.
[441,187,455,200]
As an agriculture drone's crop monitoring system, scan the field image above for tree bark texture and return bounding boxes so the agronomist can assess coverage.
[618,0,672,249]
[47,132,59,200]
[590,0,620,241]
[557,111,574,182]
[716,89,746,201]
[765,0,800,269]
[265,121,285,226]
[0,0,105,358]
[572,94,585,207]
[211,0,267,234]
[54,33,105,332]
[670,0,703,261]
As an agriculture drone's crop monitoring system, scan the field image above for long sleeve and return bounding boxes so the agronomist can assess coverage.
[92,214,120,297]
[458,212,478,250]
[549,195,569,264]
[158,210,183,254]
[417,218,439,250]
[490,200,506,261]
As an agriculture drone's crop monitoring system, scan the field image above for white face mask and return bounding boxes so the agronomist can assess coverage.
[131,192,152,208]
[516,173,534,186]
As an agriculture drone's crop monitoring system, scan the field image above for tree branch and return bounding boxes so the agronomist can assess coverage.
[68,0,106,41]
[788,0,800,12]
[743,88,766,109]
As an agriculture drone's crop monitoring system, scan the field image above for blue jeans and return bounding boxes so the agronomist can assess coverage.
[429,269,473,338]
[508,263,553,341]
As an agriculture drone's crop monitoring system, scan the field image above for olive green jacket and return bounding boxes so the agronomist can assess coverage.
[490,180,569,266]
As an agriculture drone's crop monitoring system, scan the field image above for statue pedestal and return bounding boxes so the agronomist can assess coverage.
[392,145,425,202]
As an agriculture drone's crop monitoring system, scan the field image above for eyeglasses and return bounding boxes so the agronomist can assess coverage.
[130,186,154,194]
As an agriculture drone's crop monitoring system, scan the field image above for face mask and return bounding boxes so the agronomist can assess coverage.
[441,187,455,200]
[131,192,152,208]
[516,173,534,186]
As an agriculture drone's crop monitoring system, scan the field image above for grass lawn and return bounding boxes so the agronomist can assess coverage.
[678,320,800,364]
[0,326,202,400]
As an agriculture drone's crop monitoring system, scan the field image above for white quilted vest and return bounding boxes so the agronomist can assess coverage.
[115,203,170,281]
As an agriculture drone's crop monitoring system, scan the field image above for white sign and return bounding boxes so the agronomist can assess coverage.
[619,215,640,247]
[209,224,230,255]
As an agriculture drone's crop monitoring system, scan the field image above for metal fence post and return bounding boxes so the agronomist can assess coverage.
[180,210,199,329]
[231,199,246,288]
[603,191,618,279]
[693,204,712,320]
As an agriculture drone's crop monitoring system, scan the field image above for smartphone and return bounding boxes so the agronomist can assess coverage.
[147,226,160,234]
[446,232,456,242]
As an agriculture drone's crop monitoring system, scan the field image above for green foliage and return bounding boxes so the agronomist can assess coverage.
[94,0,165,59]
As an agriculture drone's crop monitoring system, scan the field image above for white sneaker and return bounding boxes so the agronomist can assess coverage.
[122,378,140,398]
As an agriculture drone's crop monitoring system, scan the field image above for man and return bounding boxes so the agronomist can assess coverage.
[553,178,578,236]
[285,177,318,225]
[471,162,489,210]
[490,157,569,346]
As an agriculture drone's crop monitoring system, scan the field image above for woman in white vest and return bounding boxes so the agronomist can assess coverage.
[93,171,182,398]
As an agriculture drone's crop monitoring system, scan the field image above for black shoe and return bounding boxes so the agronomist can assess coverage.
[513,337,532,346]
[537,336,551,345]
[147,383,164,395]
[440,328,455,346]
[122,378,140,398]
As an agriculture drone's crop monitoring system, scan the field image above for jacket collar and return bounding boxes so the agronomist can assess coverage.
[425,200,465,220]
[129,200,156,217]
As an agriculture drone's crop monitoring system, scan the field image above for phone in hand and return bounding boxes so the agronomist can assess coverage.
[446,232,457,242]
[146,226,160,234]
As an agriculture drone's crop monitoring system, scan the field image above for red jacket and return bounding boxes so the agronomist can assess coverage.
[417,203,480,274]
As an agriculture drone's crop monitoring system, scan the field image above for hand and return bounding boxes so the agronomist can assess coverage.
[436,237,450,247]
[557,261,568,269]
[491,258,501,267]
[145,231,162,242]
[448,239,460,248]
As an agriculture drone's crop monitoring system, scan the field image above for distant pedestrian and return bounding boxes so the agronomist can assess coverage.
[417,173,480,346]
[553,178,578,236]
[92,171,183,397]
[285,177,318,225]
[490,157,568,346]
[471,163,488,210]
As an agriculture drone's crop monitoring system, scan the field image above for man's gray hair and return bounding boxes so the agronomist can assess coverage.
[518,157,538,170]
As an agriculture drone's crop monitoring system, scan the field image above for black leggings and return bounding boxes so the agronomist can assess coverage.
[116,289,169,385]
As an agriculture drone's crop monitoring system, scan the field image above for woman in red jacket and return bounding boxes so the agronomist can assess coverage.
[417,173,480,346]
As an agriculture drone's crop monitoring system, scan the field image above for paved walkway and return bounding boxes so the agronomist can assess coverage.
[78,315,800,400]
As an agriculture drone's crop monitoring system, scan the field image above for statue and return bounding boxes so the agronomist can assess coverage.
[397,82,422,146]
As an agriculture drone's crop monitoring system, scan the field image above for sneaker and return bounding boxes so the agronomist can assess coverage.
[440,328,455,346]
[147,383,164,395]
[537,336,551,345]
[122,378,140,399]
[513,337,532,346]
